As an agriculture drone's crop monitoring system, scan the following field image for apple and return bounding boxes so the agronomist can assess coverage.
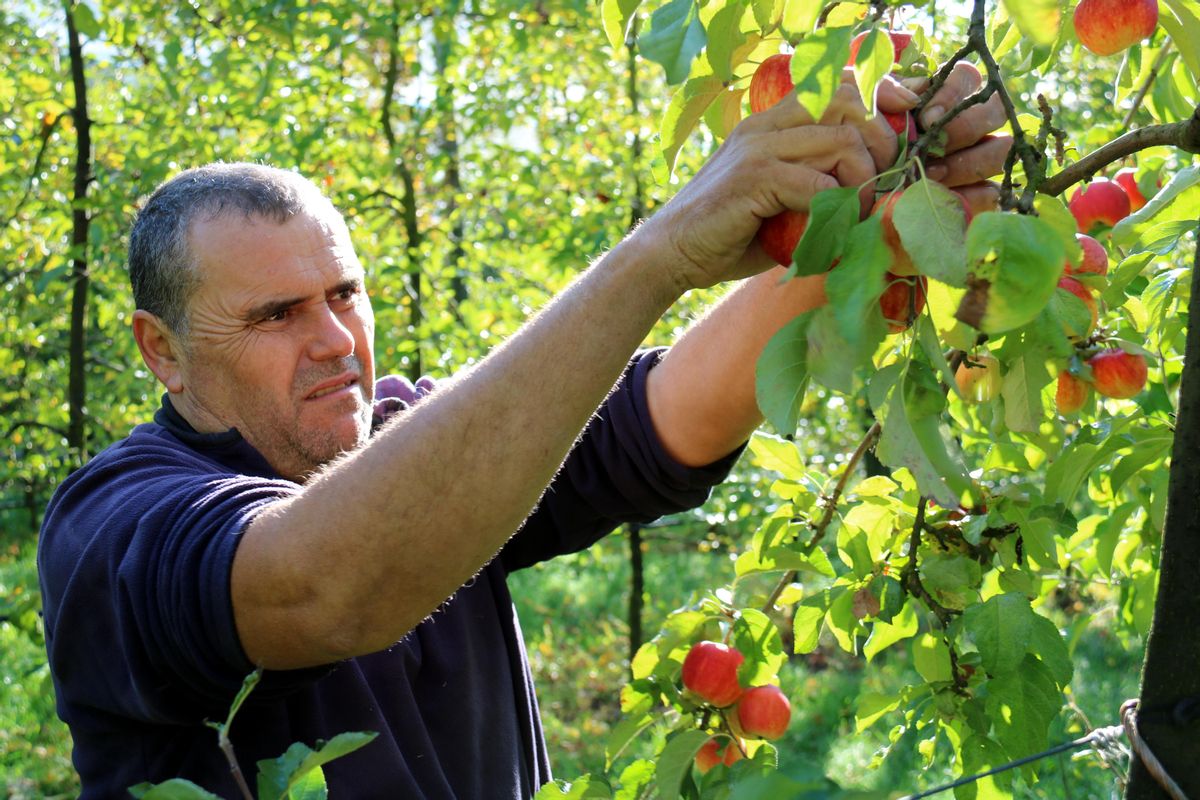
[735,685,792,740]
[1088,349,1149,399]
[757,209,809,267]
[1069,178,1131,234]
[879,272,927,333]
[682,641,745,707]
[873,191,918,276]
[886,111,919,143]
[1065,233,1108,277]
[1057,276,1098,338]
[955,355,1002,403]
[695,737,743,774]
[848,30,915,66]
[1055,370,1090,414]
[1114,167,1150,212]
[749,53,794,114]
[1074,0,1159,57]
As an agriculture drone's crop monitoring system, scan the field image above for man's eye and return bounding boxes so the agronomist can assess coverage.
[264,309,289,322]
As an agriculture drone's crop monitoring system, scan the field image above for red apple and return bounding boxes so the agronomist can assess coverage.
[872,191,918,276]
[749,53,794,114]
[1057,276,1099,338]
[1088,349,1149,399]
[1074,0,1159,56]
[848,30,915,65]
[1055,370,1090,414]
[1065,233,1108,277]
[885,111,919,143]
[955,355,1002,403]
[694,737,743,774]
[757,209,809,267]
[879,272,927,333]
[735,685,792,740]
[1069,178,1131,234]
[1114,167,1149,212]
[682,641,745,708]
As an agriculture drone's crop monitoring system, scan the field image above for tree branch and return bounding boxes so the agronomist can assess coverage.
[1040,106,1200,197]
[1122,38,1173,129]
[760,422,882,612]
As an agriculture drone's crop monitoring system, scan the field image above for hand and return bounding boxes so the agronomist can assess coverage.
[901,62,1013,212]
[640,99,877,292]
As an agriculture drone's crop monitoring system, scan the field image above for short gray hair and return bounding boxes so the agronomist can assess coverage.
[127,162,334,336]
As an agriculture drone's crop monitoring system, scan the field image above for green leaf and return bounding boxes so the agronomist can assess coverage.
[957,735,1014,799]
[535,775,613,799]
[1000,355,1050,433]
[1161,0,1200,84]
[863,603,918,661]
[793,598,826,654]
[659,72,725,176]
[894,180,970,287]
[638,0,707,85]
[912,633,952,683]
[826,214,892,346]
[1112,164,1200,247]
[654,729,712,797]
[789,25,855,122]
[748,431,805,476]
[855,691,901,732]
[957,212,1065,334]
[733,608,787,685]
[286,769,327,800]
[128,780,224,800]
[72,2,103,38]
[1001,0,1060,45]
[876,379,962,508]
[751,0,782,30]
[852,28,892,118]
[984,655,1061,758]
[780,0,823,37]
[601,0,643,49]
[606,714,655,768]
[920,554,982,611]
[756,311,815,435]
[1028,614,1073,688]
[257,732,379,800]
[962,593,1035,676]
[786,186,861,277]
[705,0,751,81]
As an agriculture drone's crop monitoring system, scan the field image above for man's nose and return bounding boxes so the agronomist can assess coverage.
[306,303,356,361]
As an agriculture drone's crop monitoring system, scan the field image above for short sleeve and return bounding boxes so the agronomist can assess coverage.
[499,348,745,572]
[39,435,303,724]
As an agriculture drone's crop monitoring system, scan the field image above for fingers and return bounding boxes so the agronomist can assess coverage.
[925,134,1012,187]
[876,75,922,115]
[919,63,1008,154]
[954,182,1002,217]
[919,62,983,129]
[765,124,878,194]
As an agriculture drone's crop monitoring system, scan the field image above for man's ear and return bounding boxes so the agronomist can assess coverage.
[132,310,186,394]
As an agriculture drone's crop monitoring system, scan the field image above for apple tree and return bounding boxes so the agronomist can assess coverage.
[537,0,1200,797]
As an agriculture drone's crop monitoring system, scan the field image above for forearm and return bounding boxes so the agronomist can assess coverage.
[234,232,683,668]
[646,268,827,467]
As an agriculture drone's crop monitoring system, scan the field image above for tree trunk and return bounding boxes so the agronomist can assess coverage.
[433,20,467,316]
[65,1,92,467]
[1125,226,1200,800]
[380,0,424,382]
[628,523,644,667]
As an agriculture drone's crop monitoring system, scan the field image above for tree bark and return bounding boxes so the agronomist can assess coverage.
[1125,224,1200,799]
[628,523,644,667]
[65,1,92,466]
[380,0,424,382]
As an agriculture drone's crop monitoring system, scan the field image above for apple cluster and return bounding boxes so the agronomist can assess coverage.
[680,641,793,774]
[748,30,937,336]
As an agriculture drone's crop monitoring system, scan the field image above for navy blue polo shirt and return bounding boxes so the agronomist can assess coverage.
[38,350,742,798]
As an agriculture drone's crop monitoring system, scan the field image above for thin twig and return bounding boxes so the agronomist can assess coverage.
[899,497,956,626]
[759,422,882,612]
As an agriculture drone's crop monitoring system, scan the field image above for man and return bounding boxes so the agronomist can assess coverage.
[38,64,1007,797]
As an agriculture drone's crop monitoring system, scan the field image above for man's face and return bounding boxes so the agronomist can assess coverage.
[173,206,376,481]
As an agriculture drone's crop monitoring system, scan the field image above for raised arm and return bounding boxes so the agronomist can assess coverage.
[227,103,879,670]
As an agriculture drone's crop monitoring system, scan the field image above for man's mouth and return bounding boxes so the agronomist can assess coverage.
[307,374,359,400]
